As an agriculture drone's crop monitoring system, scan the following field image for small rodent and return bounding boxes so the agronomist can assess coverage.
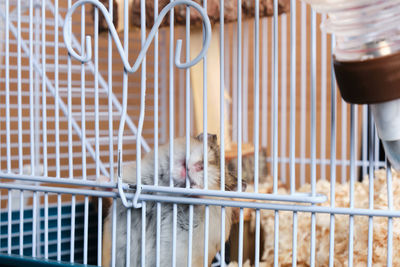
[102,133,244,267]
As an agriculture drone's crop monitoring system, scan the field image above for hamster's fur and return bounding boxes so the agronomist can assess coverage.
[102,134,241,267]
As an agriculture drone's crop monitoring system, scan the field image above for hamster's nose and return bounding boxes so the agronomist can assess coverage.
[180,167,186,178]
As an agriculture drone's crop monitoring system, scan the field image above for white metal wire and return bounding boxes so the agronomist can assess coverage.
[300,2,307,186]
[320,14,327,181]
[328,34,337,267]
[289,1,297,266]
[187,5,194,267]
[254,0,260,266]
[0,0,394,266]
[310,8,317,267]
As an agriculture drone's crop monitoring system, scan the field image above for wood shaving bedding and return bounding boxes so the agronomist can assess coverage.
[231,169,400,266]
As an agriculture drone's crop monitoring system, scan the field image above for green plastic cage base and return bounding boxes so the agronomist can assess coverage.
[0,253,96,267]
[0,202,99,264]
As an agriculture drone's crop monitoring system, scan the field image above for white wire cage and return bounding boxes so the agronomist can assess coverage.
[0,0,396,266]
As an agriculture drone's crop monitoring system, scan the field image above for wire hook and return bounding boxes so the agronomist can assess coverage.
[63,0,212,70]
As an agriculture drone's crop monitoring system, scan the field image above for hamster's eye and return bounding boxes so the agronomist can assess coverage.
[194,161,203,171]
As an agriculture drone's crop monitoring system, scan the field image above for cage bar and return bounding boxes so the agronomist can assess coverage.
[0,0,395,266]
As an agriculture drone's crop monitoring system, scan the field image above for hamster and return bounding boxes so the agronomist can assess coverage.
[102,133,242,267]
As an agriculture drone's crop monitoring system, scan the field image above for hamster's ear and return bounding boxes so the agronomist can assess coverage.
[195,133,203,141]
[209,134,218,145]
[195,133,218,145]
